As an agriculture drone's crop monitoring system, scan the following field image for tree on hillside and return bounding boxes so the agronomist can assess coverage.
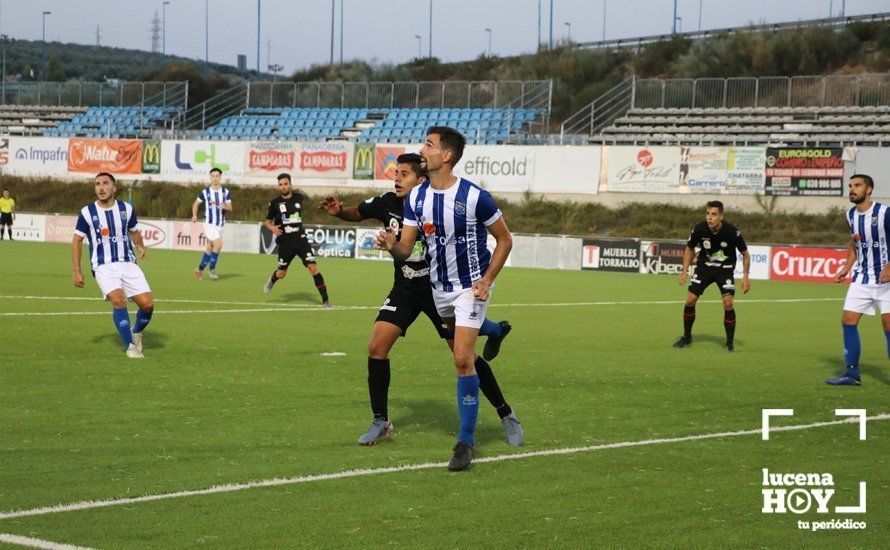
[45,53,66,82]
[140,61,233,106]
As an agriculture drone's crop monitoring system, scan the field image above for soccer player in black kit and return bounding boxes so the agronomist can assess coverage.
[319,153,520,446]
[674,201,751,351]
[263,173,331,307]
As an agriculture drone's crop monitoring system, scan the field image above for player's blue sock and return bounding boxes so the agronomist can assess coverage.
[843,323,861,379]
[113,307,133,348]
[209,252,219,269]
[456,374,480,446]
[198,252,210,270]
[479,318,502,338]
[885,331,890,361]
[133,308,153,334]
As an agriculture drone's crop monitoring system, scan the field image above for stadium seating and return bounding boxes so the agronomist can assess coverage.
[594,106,890,146]
[45,106,180,138]
[0,105,85,136]
[200,107,538,144]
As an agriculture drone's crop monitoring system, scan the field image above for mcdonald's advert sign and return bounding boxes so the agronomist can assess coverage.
[142,140,161,174]
[353,142,375,180]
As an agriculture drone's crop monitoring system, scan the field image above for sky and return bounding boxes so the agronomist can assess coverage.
[1,0,888,74]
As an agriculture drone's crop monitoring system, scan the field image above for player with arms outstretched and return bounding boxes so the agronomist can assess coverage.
[320,153,519,447]
[72,173,154,359]
[377,127,515,471]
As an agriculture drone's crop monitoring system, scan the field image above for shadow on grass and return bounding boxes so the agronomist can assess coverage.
[92,331,168,350]
[274,292,321,305]
[818,355,890,385]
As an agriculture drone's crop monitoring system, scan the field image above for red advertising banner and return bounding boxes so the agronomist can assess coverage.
[68,139,143,174]
[770,246,848,283]
[247,142,297,174]
[374,145,405,180]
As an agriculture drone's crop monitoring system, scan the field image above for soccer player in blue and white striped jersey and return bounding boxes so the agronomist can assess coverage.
[191,167,232,280]
[376,126,515,471]
[829,174,890,386]
[72,173,154,359]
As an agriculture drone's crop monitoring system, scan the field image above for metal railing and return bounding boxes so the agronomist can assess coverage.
[559,77,634,144]
[633,74,890,109]
[560,73,890,142]
[0,81,188,108]
[182,79,552,133]
[575,11,890,52]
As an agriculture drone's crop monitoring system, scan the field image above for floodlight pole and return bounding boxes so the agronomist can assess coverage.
[257,0,261,79]
[672,0,677,34]
[162,1,170,58]
[41,11,51,81]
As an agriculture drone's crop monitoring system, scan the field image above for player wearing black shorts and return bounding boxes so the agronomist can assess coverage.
[674,201,751,351]
[262,173,330,307]
[319,153,520,446]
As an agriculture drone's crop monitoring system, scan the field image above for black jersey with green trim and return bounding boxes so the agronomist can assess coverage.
[686,221,747,270]
[266,193,307,244]
[357,192,430,289]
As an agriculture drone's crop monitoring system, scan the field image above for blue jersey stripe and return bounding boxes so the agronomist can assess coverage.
[858,212,869,285]
[104,209,119,263]
[476,216,491,275]
[872,204,882,282]
[454,182,472,288]
[87,203,102,267]
[433,192,452,292]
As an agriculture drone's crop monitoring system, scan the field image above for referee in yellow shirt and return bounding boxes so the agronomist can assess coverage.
[0,188,15,240]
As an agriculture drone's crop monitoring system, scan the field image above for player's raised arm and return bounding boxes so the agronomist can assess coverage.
[376,224,417,261]
[318,196,365,222]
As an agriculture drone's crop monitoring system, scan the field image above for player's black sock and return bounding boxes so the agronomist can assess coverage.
[724,308,736,345]
[475,357,512,419]
[367,357,390,420]
[683,305,696,338]
[269,271,279,285]
[313,273,329,302]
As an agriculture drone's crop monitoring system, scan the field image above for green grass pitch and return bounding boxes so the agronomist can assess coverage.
[0,241,887,547]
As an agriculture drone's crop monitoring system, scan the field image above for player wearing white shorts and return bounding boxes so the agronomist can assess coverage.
[377,126,514,471]
[829,174,888,386]
[72,172,154,359]
[191,167,232,280]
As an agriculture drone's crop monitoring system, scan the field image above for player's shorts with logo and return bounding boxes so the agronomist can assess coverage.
[277,236,316,269]
[202,222,223,242]
[688,267,735,296]
[0,213,12,226]
[432,286,492,330]
[377,284,449,338]
[95,262,152,299]
[843,282,890,316]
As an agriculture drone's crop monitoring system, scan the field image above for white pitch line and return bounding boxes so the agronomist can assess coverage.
[0,413,886,521]
[0,533,94,550]
[0,297,842,317]
[0,295,309,307]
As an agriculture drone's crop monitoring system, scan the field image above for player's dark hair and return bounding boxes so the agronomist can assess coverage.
[397,153,427,179]
[851,174,874,189]
[277,173,292,183]
[706,200,724,213]
[95,172,116,184]
[209,167,223,175]
[426,126,466,166]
